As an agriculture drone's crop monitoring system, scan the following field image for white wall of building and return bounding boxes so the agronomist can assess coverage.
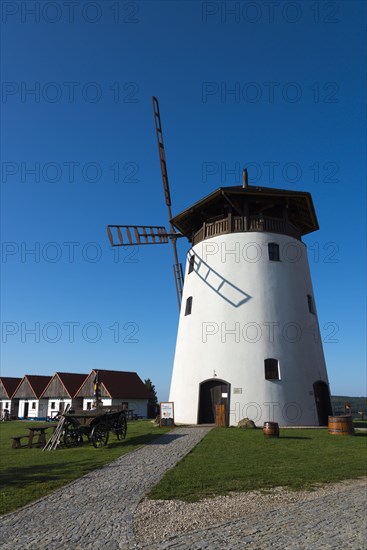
[83,398,112,410]
[47,398,73,418]
[169,232,330,426]
[118,399,148,417]
[0,399,19,418]
[82,398,148,417]
[18,399,48,419]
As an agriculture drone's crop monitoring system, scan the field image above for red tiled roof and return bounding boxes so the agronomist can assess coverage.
[0,377,22,398]
[25,375,53,398]
[53,372,88,397]
[80,369,153,399]
[57,372,88,397]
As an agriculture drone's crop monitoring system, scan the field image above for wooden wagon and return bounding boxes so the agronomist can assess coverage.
[62,408,127,448]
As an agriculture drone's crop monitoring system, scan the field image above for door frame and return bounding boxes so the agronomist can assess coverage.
[313,380,332,426]
[197,378,230,425]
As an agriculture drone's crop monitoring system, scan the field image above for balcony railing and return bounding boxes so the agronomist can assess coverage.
[192,215,301,245]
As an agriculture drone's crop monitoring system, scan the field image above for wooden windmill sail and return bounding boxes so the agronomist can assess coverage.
[107,97,184,308]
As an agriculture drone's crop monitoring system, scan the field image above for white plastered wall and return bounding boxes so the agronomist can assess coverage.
[169,232,330,426]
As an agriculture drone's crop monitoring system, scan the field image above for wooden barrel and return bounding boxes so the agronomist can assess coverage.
[328,415,355,436]
[263,421,279,438]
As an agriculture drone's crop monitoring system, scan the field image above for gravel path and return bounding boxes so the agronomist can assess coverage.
[136,478,367,549]
[0,427,212,549]
[1,426,365,550]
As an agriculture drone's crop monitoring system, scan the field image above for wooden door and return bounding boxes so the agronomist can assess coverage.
[198,379,229,425]
[215,403,226,427]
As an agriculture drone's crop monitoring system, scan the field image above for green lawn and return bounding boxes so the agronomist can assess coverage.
[0,420,169,515]
[148,427,367,502]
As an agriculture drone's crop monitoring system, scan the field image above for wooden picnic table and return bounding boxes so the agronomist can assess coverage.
[27,425,57,447]
[11,424,57,449]
[125,410,137,421]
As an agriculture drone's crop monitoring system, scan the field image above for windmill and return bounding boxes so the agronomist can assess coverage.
[107,98,332,428]
[107,97,184,309]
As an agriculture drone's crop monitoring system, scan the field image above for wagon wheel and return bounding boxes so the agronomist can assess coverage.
[63,422,83,448]
[115,412,127,440]
[91,423,109,448]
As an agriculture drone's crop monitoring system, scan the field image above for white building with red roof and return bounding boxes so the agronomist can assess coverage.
[12,375,52,420]
[75,369,152,418]
[0,377,22,418]
[40,372,88,419]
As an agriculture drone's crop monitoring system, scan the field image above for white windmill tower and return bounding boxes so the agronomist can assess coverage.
[108,98,332,427]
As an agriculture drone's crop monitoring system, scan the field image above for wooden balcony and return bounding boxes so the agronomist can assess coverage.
[192,215,301,245]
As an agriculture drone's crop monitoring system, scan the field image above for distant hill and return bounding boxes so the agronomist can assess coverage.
[331,396,367,418]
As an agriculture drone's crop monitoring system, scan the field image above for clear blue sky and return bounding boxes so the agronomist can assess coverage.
[1,0,366,399]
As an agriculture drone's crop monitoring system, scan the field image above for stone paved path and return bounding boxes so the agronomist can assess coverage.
[137,480,366,549]
[1,427,366,549]
[0,427,212,550]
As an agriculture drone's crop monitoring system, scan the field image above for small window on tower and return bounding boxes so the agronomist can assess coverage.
[31,402,36,410]
[188,255,195,274]
[268,243,280,261]
[265,358,280,380]
[51,402,56,409]
[185,296,193,316]
[307,294,315,314]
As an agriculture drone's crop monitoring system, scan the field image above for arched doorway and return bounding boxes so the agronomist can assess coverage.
[198,379,230,424]
[313,381,332,426]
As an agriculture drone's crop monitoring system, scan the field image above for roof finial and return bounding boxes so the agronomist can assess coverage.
[242,168,248,188]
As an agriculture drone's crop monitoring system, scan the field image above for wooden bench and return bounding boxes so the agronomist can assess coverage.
[11,435,29,449]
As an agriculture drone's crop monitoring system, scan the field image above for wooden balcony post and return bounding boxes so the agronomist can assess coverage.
[244,203,249,231]
[227,212,232,233]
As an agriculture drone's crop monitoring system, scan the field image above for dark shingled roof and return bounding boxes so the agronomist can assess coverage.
[171,185,319,238]
[77,369,153,400]
[57,372,89,397]
[0,377,22,398]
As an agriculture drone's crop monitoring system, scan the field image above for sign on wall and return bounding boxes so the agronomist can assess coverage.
[160,401,174,427]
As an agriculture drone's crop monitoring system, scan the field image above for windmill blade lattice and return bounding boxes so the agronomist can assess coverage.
[106,97,185,310]
[152,97,184,308]
[107,225,170,246]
